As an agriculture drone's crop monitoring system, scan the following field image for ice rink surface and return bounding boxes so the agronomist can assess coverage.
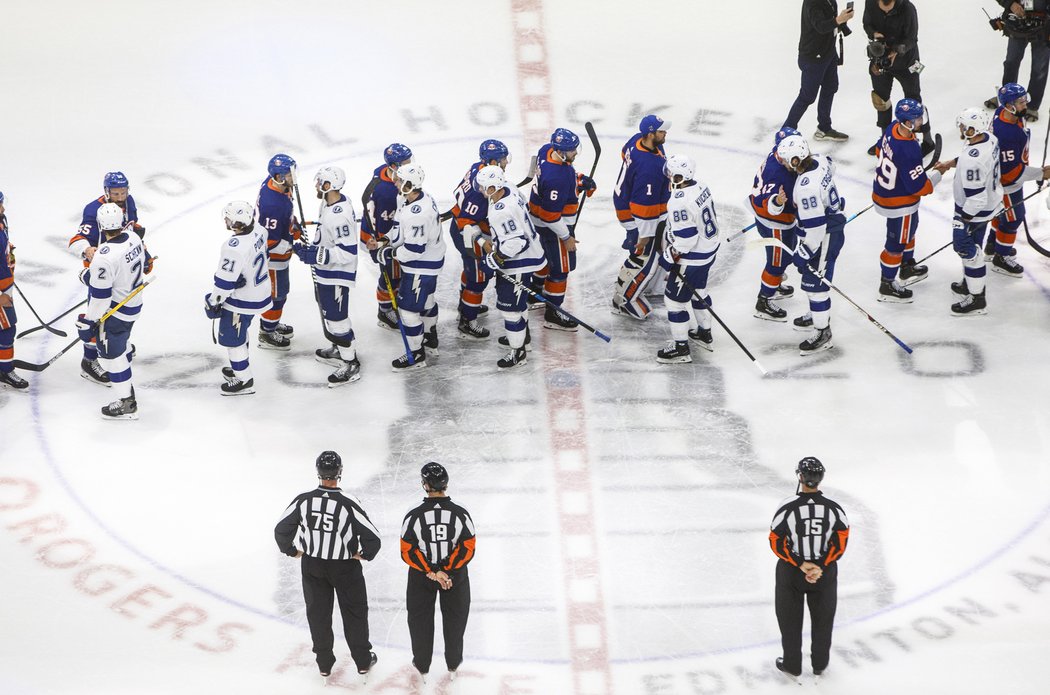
[2,1,1049,693]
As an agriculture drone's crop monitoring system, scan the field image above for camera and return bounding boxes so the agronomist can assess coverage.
[867,39,893,72]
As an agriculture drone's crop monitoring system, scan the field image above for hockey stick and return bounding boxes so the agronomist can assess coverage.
[361,178,414,364]
[291,166,308,235]
[438,155,541,223]
[17,297,87,338]
[724,220,758,244]
[569,122,602,234]
[12,282,69,337]
[1040,115,1050,191]
[492,266,611,342]
[1022,217,1050,259]
[669,265,768,375]
[11,274,156,372]
[767,238,912,354]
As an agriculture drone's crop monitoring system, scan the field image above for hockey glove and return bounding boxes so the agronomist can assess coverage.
[483,252,505,271]
[132,224,146,239]
[576,173,597,197]
[234,275,247,289]
[375,245,394,265]
[621,227,639,252]
[204,294,223,319]
[661,243,681,266]
[78,269,91,286]
[144,254,155,275]
[294,244,329,266]
[76,314,99,342]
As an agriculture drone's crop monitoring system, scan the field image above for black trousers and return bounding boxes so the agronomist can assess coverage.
[406,567,471,673]
[871,65,932,139]
[1003,37,1050,110]
[301,555,373,672]
[774,560,838,675]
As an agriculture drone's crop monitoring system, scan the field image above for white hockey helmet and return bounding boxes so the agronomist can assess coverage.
[776,134,811,169]
[395,163,425,194]
[475,164,507,195]
[96,202,125,233]
[956,107,992,138]
[222,200,254,230]
[314,166,346,192]
[663,153,696,185]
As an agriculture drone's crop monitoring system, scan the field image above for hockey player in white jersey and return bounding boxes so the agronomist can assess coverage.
[205,201,273,395]
[656,154,720,364]
[779,135,847,356]
[950,108,1002,316]
[295,166,362,387]
[76,203,149,419]
[369,163,445,371]
[476,165,548,370]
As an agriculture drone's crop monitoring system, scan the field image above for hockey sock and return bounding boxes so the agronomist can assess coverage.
[502,313,526,348]
[665,297,691,342]
[401,311,424,350]
[99,353,132,399]
[227,344,252,379]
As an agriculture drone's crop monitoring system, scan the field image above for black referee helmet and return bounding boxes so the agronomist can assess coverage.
[796,457,825,487]
[316,451,343,480]
[421,462,449,491]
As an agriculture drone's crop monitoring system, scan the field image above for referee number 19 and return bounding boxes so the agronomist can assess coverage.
[429,524,448,541]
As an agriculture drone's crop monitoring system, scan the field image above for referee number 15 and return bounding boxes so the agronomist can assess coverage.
[311,512,335,532]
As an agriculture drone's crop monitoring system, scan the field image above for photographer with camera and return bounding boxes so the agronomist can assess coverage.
[863,0,935,156]
[783,0,856,142]
[985,1,1050,121]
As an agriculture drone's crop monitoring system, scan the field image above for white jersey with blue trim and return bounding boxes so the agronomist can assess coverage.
[487,187,546,274]
[211,225,272,315]
[666,181,720,267]
[792,154,844,248]
[86,232,146,322]
[953,133,1003,223]
[388,190,445,276]
[313,194,359,287]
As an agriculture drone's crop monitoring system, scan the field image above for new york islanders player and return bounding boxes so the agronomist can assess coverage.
[871,98,953,303]
[749,127,801,322]
[612,114,671,319]
[528,128,596,332]
[296,166,362,387]
[76,203,148,419]
[0,191,29,390]
[950,108,1002,316]
[68,171,145,385]
[656,155,720,364]
[256,153,301,350]
[362,144,413,330]
[986,83,1050,277]
[448,140,506,340]
[205,201,272,396]
[477,165,548,370]
[369,163,444,371]
[779,135,847,355]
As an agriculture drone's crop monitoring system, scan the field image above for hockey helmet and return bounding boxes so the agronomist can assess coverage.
[222,200,254,230]
[894,98,926,128]
[316,450,343,480]
[96,202,125,233]
[421,462,449,491]
[639,114,671,134]
[663,153,696,184]
[796,457,825,488]
[776,134,810,169]
[384,143,413,167]
[395,163,425,194]
[774,127,800,146]
[475,164,506,194]
[315,166,346,193]
[956,107,991,137]
[998,83,1028,108]
[479,139,510,165]
[550,127,580,153]
[103,171,129,190]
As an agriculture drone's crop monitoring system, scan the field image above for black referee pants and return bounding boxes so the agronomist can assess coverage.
[774,560,838,675]
[406,567,471,673]
[301,555,373,673]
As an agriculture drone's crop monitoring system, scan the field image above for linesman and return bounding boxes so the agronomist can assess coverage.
[274,451,381,683]
[768,456,850,681]
[400,462,476,682]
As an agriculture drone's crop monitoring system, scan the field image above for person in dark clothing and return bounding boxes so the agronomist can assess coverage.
[863,0,935,155]
[783,0,856,142]
[985,1,1050,121]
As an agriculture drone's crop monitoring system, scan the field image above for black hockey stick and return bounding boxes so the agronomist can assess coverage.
[569,122,602,235]
[438,155,540,223]
[493,267,611,342]
[17,297,87,338]
[1040,115,1050,191]
[360,177,414,364]
[1022,217,1050,258]
[12,282,69,337]
[669,265,768,375]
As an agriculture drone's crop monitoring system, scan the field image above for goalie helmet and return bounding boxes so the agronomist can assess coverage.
[103,171,129,190]
[384,143,413,167]
[776,134,810,169]
[663,153,695,184]
[267,153,296,178]
[796,456,825,488]
[96,202,125,232]
[550,127,580,153]
[421,462,449,491]
[395,163,425,194]
[316,450,343,480]
[956,107,991,137]
[773,126,799,146]
[475,164,506,194]
[314,166,346,192]
[479,139,510,164]
[222,200,254,230]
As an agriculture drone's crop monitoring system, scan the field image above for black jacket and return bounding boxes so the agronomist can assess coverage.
[996,0,1049,12]
[799,0,843,60]
[863,0,919,61]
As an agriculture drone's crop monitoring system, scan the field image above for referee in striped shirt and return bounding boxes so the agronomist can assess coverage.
[275,451,382,682]
[768,456,850,681]
[400,462,476,682]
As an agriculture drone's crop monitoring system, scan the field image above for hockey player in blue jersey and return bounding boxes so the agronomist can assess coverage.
[256,153,301,350]
[362,143,413,331]
[0,191,28,391]
[749,127,801,322]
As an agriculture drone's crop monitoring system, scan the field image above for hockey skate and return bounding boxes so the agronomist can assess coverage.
[498,325,532,351]
[991,253,1023,277]
[543,305,578,331]
[799,327,833,356]
[950,279,969,295]
[476,304,490,316]
[329,358,361,387]
[497,346,528,370]
[377,308,399,331]
[898,258,929,285]
[81,358,111,386]
[315,344,344,367]
[221,366,236,381]
[610,299,648,320]
[983,235,996,262]
[754,296,788,322]
[775,283,794,299]
[273,322,294,338]
[457,316,490,340]
[392,348,427,372]
[221,376,255,395]
[0,370,29,391]
[689,327,714,352]
[423,326,439,356]
[951,290,987,316]
[656,340,691,364]
[101,388,138,420]
[258,330,291,351]
[792,314,813,331]
[877,279,913,303]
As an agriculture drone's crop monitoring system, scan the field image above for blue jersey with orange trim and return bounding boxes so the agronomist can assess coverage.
[257,178,296,270]
[529,143,581,240]
[749,150,798,229]
[0,218,13,294]
[991,107,1038,193]
[361,164,399,240]
[450,162,493,238]
[871,122,937,217]
[612,133,669,238]
[68,195,140,265]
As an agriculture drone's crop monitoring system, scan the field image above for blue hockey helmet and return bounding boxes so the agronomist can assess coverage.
[267,154,296,178]
[998,83,1028,107]
[479,139,510,163]
[550,127,580,152]
[894,98,925,126]
[639,114,671,134]
[796,456,825,487]
[773,127,800,146]
[103,171,129,189]
[384,143,413,167]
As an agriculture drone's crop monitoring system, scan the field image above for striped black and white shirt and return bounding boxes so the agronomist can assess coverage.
[400,496,476,573]
[769,491,849,567]
[275,485,381,561]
